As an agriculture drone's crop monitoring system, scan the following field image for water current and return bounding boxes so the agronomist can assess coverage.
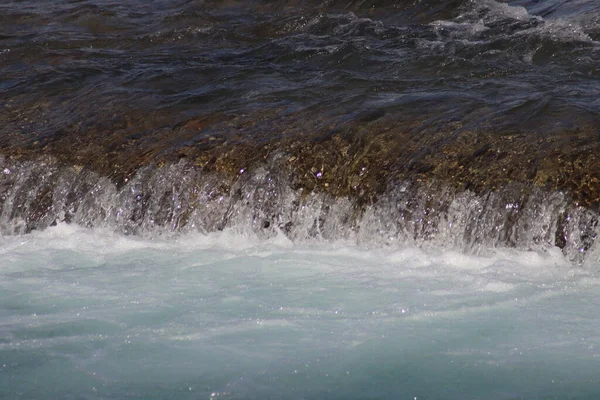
[1,0,600,258]
[2,225,600,399]
[2,1,600,398]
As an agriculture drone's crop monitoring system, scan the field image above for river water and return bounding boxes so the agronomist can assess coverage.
[1,1,600,252]
[2,224,600,400]
[2,1,600,398]
[2,0,599,128]
[1,0,599,143]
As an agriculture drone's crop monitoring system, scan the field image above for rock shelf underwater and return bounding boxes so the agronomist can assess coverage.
[1,0,600,261]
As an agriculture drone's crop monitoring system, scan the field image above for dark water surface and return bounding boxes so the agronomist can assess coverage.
[2,0,599,134]
[1,0,600,258]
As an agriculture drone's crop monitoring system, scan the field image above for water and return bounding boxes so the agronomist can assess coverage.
[1,224,600,399]
[2,1,600,398]
[1,0,600,254]
[2,0,599,135]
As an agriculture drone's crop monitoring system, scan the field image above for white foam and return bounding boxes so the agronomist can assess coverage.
[2,223,600,400]
[0,222,576,269]
[516,18,596,43]
[463,0,534,23]
[430,20,489,39]
[432,0,597,47]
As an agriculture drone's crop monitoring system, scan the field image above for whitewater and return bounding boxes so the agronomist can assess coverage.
[2,224,600,399]
[2,0,600,398]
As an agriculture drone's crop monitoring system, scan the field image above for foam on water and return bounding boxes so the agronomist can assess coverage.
[2,224,600,399]
[435,0,598,46]
[2,0,600,396]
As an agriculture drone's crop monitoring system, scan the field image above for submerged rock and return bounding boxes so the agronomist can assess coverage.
[1,107,599,263]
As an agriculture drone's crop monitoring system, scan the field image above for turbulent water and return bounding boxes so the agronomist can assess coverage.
[2,225,600,400]
[2,1,600,398]
[1,0,600,260]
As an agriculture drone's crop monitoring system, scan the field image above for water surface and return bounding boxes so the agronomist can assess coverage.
[2,225,600,399]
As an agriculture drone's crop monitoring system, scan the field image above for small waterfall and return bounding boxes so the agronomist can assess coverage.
[1,154,598,263]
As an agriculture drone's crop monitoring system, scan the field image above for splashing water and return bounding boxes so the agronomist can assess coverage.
[2,1,600,398]
[2,224,600,399]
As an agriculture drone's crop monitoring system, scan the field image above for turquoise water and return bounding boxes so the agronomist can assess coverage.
[2,224,600,399]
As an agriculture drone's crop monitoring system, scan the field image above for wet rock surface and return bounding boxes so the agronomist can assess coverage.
[1,106,600,262]
[1,0,600,260]
[2,105,599,207]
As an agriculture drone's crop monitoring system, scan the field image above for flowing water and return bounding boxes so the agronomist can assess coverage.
[2,0,599,126]
[2,225,600,400]
[2,0,600,398]
[1,0,600,256]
